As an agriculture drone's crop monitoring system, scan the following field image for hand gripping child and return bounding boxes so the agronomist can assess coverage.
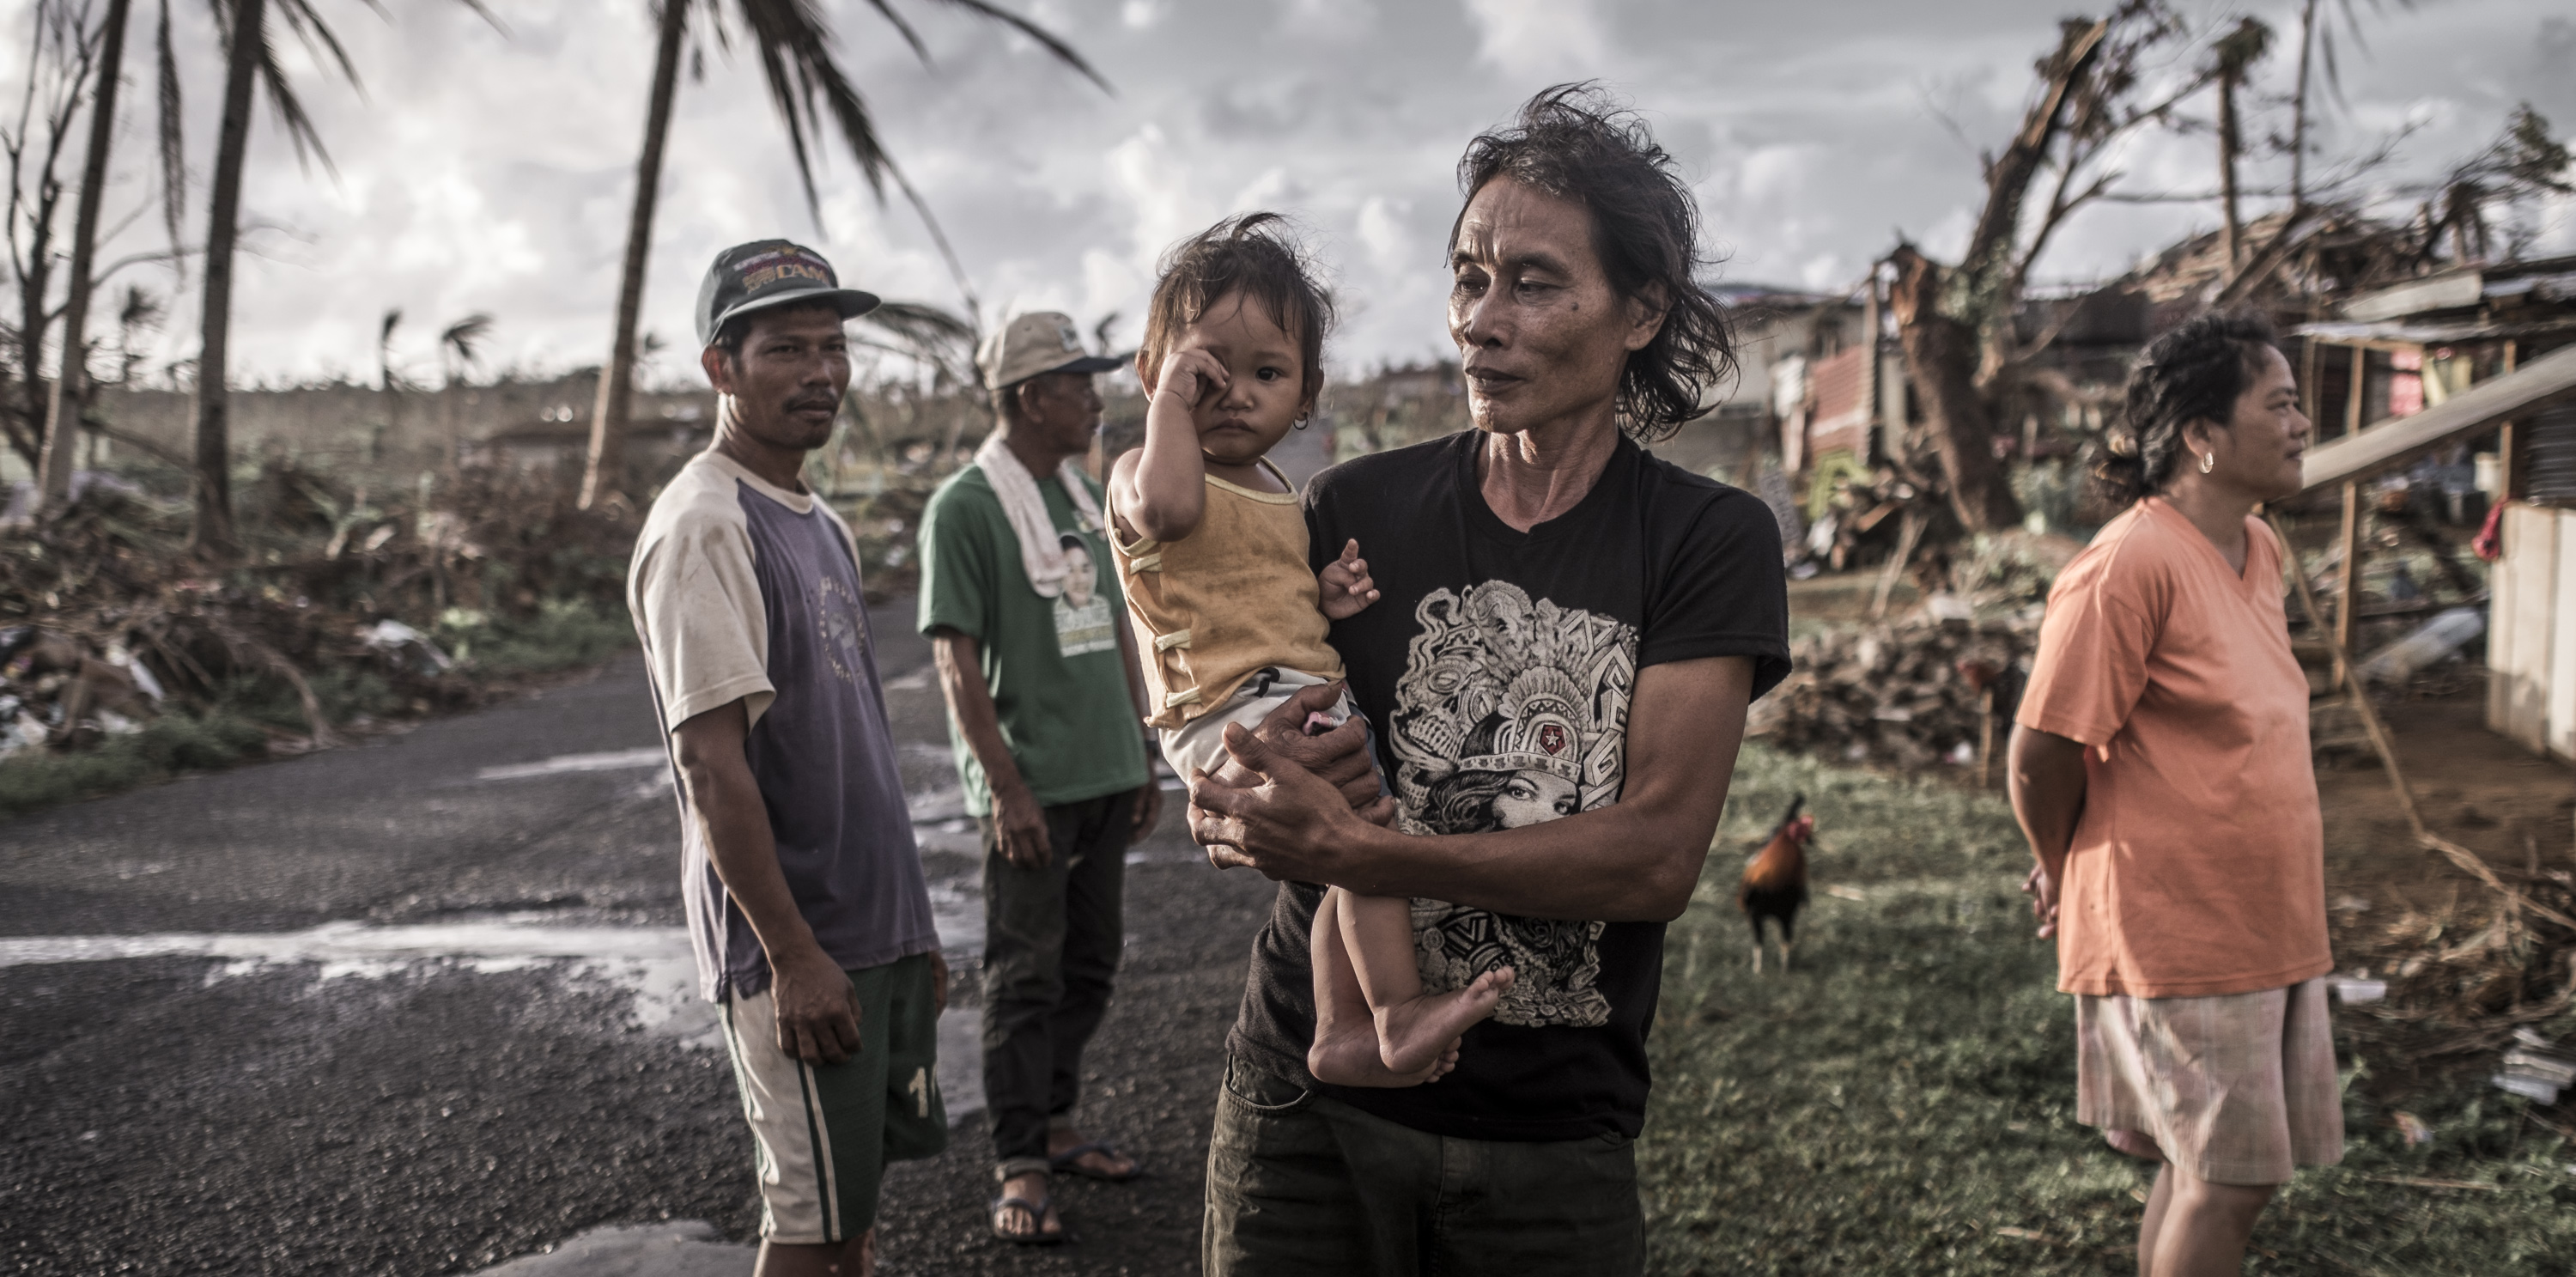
[1106,215,1514,1087]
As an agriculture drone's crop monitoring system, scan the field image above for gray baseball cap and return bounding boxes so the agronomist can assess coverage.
[695,240,880,347]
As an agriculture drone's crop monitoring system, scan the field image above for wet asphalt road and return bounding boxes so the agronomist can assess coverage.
[0,600,1272,1276]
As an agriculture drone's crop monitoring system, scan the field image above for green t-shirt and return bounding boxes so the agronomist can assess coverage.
[916,464,1148,816]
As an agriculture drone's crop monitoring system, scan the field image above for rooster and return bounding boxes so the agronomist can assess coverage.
[1738,794,1814,973]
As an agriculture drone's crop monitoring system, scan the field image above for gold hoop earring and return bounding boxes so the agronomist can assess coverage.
[2199,451,2215,474]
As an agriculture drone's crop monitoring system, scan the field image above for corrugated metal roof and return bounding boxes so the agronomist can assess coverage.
[2300,344,2576,493]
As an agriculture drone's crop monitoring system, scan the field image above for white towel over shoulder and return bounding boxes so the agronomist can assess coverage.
[972,432,1103,599]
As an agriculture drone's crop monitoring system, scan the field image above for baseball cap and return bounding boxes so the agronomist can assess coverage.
[695,240,880,347]
[979,311,1123,391]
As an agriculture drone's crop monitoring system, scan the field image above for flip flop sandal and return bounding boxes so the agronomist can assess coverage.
[1048,1139,1145,1182]
[988,1193,1071,1245]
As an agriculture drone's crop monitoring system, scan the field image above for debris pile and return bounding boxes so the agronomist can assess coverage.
[1750,615,2034,770]
[0,461,635,768]
[2335,866,2576,1126]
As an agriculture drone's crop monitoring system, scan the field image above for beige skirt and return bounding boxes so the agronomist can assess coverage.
[2075,976,2344,1185]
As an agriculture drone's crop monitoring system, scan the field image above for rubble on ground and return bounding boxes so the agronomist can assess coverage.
[1749,611,2035,771]
[0,461,634,766]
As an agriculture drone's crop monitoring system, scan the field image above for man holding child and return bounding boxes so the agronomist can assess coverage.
[1185,87,1791,1274]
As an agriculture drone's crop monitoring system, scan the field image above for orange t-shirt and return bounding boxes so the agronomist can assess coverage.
[2016,496,2331,998]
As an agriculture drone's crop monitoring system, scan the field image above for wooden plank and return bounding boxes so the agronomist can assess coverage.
[2300,343,2576,493]
[2503,504,2560,753]
[2553,509,2576,761]
[2346,345,2367,440]
[2491,502,2519,737]
[2335,482,2362,679]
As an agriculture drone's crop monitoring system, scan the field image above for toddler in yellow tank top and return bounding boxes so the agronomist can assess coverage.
[1108,215,1513,1088]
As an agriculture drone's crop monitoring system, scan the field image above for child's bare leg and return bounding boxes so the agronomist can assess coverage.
[1308,887,1456,1086]
[1338,891,1514,1078]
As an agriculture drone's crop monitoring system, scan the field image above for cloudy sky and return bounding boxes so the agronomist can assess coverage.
[21,0,2575,389]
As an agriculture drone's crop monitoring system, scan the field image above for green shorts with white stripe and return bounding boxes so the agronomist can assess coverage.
[720,950,948,1243]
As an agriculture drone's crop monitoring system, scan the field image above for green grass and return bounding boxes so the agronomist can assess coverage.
[443,598,635,677]
[0,711,269,819]
[1643,745,2576,1275]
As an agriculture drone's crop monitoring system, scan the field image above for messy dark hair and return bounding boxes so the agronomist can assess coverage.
[1450,82,1736,443]
[1141,213,1334,410]
[2096,311,2278,508]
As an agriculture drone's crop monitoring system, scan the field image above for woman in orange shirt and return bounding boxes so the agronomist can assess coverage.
[2011,312,2338,1277]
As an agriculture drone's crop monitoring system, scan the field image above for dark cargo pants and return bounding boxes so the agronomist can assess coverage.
[980,789,1133,1178]
[1202,1059,1644,1275]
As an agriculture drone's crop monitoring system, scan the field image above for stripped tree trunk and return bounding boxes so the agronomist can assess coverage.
[37,0,134,517]
[1886,17,2108,533]
[191,0,266,557]
[579,0,688,511]
[2218,66,2243,272]
[1888,247,2022,532]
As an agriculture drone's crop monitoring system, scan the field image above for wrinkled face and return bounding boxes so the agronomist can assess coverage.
[1158,290,1309,469]
[1492,769,1580,828]
[2202,344,2310,502]
[1448,176,1662,438]
[704,305,850,452]
[1013,370,1105,457]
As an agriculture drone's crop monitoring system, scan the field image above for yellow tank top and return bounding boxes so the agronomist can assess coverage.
[1108,461,1346,729]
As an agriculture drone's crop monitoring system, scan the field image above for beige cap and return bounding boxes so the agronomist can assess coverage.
[979,311,1122,392]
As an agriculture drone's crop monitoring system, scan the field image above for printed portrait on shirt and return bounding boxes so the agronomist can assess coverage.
[1388,581,1637,1029]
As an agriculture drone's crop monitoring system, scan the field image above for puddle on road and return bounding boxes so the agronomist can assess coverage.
[475,748,666,782]
[0,891,993,1117]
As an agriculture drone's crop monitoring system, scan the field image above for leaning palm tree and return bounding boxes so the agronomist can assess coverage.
[373,307,400,462]
[186,0,498,556]
[33,0,135,516]
[576,0,1107,510]
[438,311,491,466]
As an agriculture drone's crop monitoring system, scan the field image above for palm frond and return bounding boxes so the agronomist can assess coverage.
[119,285,166,332]
[860,300,975,346]
[270,0,368,92]
[251,22,338,173]
[856,0,930,63]
[919,0,1108,93]
[440,312,493,367]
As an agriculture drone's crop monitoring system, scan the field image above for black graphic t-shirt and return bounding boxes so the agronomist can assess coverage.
[1224,430,1790,1141]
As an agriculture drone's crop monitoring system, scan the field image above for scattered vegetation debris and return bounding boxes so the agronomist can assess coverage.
[1748,614,2033,771]
[0,460,637,813]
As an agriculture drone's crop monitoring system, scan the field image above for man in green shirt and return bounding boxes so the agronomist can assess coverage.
[918,311,1161,1246]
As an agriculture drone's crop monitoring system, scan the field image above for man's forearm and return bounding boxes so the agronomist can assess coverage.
[1318,794,1717,922]
[696,774,823,959]
[931,631,1030,800]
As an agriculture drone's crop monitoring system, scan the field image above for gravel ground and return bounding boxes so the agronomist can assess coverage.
[0,601,1271,1275]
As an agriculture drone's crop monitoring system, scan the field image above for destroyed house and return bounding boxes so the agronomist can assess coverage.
[2289,255,2576,759]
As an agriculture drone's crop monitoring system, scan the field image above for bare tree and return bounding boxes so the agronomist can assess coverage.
[2209,17,2271,273]
[1886,3,2205,532]
[2416,105,2573,265]
[2,0,105,471]
[576,0,1108,510]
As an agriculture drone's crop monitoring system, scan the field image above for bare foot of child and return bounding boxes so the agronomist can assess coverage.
[1375,967,1515,1077]
[1309,1027,1461,1087]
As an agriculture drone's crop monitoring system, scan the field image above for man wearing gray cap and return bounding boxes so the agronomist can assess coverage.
[629,240,947,1276]
[917,311,1162,1244]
